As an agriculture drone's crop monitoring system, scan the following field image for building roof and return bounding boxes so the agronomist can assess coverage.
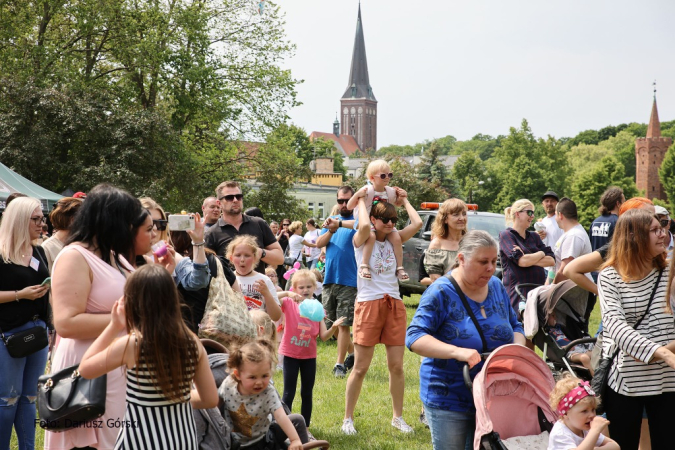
[647,97,662,138]
[341,4,376,101]
[309,131,361,156]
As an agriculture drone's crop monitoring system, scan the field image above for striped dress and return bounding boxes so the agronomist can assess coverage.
[114,347,197,450]
[598,265,675,396]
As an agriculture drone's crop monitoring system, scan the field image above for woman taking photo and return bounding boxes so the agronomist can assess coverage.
[46,184,155,450]
[342,191,423,435]
[0,197,51,450]
[286,221,317,268]
[499,199,555,313]
[599,208,675,449]
[41,196,84,271]
[423,199,468,284]
[407,230,526,450]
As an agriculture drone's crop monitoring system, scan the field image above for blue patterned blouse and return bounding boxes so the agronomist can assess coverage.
[406,273,524,413]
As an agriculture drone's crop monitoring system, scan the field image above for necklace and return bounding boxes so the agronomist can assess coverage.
[236,269,254,277]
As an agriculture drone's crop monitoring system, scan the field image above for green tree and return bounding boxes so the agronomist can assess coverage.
[659,143,675,212]
[571,155,638,227]
[417,141,459,196]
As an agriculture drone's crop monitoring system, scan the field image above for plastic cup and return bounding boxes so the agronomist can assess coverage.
[151,240,168,257]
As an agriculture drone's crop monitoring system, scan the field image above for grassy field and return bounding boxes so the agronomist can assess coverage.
[14,294,603,450]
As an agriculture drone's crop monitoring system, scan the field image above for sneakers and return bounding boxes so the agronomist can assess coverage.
[332,364,347,378]
[342,418,357,435]
[392,416,414,433]
[344,353,355,371]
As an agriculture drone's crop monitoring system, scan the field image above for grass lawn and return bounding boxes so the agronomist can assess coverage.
[14,294,604,450]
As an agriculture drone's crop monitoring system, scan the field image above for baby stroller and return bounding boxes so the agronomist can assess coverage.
[195,339,330,450]
[517,281,596,380]
[464,344,557,450]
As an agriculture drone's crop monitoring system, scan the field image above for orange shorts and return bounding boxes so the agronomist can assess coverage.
[353,294,406,346]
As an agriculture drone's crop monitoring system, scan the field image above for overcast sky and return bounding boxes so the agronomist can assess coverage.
[279,0,675,148]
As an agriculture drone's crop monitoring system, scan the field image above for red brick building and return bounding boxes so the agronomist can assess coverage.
[635,96,672,200]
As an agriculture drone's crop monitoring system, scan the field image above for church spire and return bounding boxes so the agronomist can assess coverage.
[647,82,661,138]
[342,3,376,101]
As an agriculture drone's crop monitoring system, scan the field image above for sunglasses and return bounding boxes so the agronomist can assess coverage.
[153,219,168,231]
[219,194,243,202]
[375,216,397,225]
[377,172,394,180]
[660,219,670,228]
[520,210,535,217]
[336,199,349,204]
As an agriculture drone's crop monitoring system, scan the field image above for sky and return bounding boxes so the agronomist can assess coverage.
[278,1,675,148]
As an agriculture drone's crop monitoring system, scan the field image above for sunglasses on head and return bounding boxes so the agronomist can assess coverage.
[219,194,243,202]
[153,219,168,231]
[377,172,394,180]
[375,216,397,225]
[520,210,535,217]
[336,199,349,204]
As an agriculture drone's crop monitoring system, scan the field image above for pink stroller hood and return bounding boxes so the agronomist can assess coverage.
[473,344,558,449]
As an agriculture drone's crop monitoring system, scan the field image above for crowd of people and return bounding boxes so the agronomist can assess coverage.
[3,158,675,449]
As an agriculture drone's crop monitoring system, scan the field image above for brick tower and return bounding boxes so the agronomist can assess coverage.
[341,4,377,151]
[635,95,672,200]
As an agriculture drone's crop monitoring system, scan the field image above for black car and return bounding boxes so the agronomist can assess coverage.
[399,205,506,297]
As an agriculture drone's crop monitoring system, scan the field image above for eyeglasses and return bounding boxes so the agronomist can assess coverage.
[153,219,168,231]
[336,199,349,204]
[375,216,397,225]
[377,172,394,180]
[30,216,46,225]
[520,210,535,217]
[219,194,243,202]
[660,219,670,228]
[650,227,667,236]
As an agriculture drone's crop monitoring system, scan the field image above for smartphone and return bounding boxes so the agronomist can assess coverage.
[168,214,195,231]
[41,277,51,287]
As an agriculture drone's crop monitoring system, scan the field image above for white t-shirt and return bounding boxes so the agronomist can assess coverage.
[354,237,401,302]
[235,271,280,312]
[304,229,321,261]
[554,224,592,276]
[547,421,604,450]
[287,234,304,262]
[541,215,564,249]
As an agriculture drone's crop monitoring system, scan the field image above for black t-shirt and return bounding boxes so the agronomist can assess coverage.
[178,254,236,334]
[0,246,51,331]
[598,243,610,261]
[205,214,277,273]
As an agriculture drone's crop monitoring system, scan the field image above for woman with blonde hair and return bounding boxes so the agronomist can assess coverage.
[286,221,316,267]
[423,199,468,285]
[499,198,554,313]
[140,196,172,247]
[0,197,51,450]
[598,208,675,449]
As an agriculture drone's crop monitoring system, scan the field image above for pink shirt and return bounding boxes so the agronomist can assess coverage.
[278,298,321,359]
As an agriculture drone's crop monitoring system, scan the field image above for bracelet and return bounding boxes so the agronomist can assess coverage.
[15,290,19,302]
[338,219,343,228]
[191,241,205,247]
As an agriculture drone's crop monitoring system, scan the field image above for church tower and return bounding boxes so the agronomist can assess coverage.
[635,92,672,200]
[341,4,377,151]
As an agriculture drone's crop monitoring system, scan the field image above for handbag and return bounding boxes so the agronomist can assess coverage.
[199,256,257,349]
[37,364,107,431]
[0,316,49,358]
[283,245,301,267]
[591,269,662,412]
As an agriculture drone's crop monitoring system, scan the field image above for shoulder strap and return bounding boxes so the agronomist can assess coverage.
[446,273,488,353]
[609,269,663,360]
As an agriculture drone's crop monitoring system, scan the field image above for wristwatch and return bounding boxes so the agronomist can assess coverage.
[261,249,267,259]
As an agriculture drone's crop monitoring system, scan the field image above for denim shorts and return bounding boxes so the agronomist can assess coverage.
[424,404,475,450]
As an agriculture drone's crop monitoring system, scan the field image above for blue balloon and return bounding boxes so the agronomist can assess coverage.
[299,299,325,322]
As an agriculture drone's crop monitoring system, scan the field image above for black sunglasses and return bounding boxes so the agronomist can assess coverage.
[282,223,290,227]
[377,172,394,180]
[153,219,168,231]
[520,210,535,217]
[336,199,349,204]
[219,194,243,202]
[660,218,670,228]
[375,216,397,224]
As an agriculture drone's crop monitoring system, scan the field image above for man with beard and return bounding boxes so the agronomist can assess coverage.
[205,180,283,273]
[315,185,357,377]
[201,196,221,229]
[536,190,563,250]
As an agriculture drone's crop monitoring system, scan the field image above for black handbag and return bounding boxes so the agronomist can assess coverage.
[37,364,107,431]
[591,269,662,413]
[0,316,49,358]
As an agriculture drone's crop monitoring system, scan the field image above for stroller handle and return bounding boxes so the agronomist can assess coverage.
[462,353,491,392]
[561,337,597,356]
[514,283,544,301]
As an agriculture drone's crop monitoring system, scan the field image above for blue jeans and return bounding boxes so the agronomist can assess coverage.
[0,319,49,450]
[424,404,475,450]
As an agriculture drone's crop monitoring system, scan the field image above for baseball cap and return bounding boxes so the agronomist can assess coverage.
[541,190,559,201]
[654,205,670,217]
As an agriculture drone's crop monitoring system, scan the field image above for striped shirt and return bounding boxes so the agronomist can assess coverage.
[598,266,675,396]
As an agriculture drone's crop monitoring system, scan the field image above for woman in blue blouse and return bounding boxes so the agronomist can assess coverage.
[406,230,526,450]
[499,199,554,314]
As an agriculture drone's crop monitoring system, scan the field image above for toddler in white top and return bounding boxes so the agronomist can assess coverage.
[346,159,408,281]
[547,374,618,450]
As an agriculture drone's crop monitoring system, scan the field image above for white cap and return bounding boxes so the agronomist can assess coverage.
[655,205,670,217]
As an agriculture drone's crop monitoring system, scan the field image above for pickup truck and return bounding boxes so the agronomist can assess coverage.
[399,203,506,297]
